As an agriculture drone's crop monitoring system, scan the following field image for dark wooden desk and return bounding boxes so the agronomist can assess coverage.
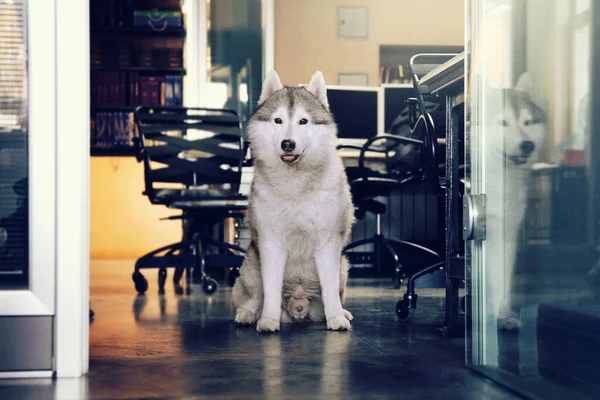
[419,52,465,337]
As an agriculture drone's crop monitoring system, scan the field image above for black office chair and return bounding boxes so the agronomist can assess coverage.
[133,106,248,295]
[338,111,443,281]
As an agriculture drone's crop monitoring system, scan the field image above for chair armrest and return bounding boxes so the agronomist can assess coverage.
[358,134,423,169]
[336,144,364,151]
[336,144,388,157]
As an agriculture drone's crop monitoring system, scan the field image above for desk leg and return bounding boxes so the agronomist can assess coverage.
[437,98,463,338]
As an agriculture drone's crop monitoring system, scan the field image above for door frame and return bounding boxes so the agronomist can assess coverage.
[54,0,90,378]
[0,0,56,319]
[0,0,89,379]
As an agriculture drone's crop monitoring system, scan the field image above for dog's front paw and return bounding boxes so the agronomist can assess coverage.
[235,309,257,325]
[327,315,351,331]
[343,309,354,321]
[256,317,280,332]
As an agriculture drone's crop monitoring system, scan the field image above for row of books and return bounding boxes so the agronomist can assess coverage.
[92,112,137,147]
[380,65,413,85]
[91,71,183,108]
[90,1,183,31]
[90,46,184,69]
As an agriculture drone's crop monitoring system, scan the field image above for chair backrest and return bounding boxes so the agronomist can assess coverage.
[409,53,458,114]
[134,106,244,202]
[387,112,444,194]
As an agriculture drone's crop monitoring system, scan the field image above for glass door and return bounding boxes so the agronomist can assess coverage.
[466,0,600,398]
[204,0,264,129]
[0,0,57,376]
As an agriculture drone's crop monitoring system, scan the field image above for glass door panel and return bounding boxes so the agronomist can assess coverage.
[467,0,600,398]
[0,0,29,290]
[205,0,263,130]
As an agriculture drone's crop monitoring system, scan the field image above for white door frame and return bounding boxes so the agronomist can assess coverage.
[0,0,56,320]
[0,0,88,379]
[263,0,275,74]
[54,0,90,377]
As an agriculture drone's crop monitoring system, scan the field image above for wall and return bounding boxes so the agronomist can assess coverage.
[90,157,181,259]
[274,0,465,86]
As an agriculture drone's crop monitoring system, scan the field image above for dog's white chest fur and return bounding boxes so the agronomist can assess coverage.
[252,168,341,275]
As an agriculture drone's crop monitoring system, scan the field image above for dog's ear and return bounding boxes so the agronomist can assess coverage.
[258,70,283,105]
[306,71,329,108]
[514,72,533,96]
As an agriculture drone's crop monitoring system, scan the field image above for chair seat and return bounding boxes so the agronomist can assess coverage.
[350,176,400,199]
[355,198,387,215]
[151,188,248,210]
[345,166,386,182]
[169,198,248,210]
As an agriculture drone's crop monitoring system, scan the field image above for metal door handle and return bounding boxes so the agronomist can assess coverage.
[463,194,486,241]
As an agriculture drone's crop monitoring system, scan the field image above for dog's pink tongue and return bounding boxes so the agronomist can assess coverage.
[282,155,295,162]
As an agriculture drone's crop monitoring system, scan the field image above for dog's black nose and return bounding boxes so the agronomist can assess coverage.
[520,140,535,155]
[296,304,304,313]
[281,139,296,153]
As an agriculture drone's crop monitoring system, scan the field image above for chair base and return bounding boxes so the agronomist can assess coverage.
[344,234,440,289]
[344,233,453,323]
[133,214,246,295]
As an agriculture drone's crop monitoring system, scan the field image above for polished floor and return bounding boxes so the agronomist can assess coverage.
[1,260,523,399]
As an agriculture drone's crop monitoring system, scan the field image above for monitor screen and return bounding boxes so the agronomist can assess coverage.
[326,87,379,139]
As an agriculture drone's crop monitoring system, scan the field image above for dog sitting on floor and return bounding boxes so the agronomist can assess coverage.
[232,70,355,332]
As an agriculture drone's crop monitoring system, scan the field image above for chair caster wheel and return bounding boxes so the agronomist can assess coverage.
[227,267,240,287]
[396,293,417,322]
[158,268,167,294]
[202,278,218,294]
[132,271,148,294]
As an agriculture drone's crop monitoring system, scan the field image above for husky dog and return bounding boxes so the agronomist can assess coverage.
[232,71,355,332]
[484,72,546,363]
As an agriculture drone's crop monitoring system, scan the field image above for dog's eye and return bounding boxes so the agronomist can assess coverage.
[523,117,542,126]
[299,118,308,125]
[498,119,509,127]
[274,117,283,124]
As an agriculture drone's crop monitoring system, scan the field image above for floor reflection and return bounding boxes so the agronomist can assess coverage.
[80,260,523,399]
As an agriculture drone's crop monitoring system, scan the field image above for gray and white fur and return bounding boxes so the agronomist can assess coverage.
[232,71,355,332]
[483,72,546,364]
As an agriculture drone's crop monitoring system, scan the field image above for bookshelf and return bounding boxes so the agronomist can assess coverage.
[379,44,464,85]
[89,0,186,157]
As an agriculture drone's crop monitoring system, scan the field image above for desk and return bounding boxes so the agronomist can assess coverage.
[419,52,465,338]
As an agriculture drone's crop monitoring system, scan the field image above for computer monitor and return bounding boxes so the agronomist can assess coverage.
[325,85,383,146]
[381,83,417,133]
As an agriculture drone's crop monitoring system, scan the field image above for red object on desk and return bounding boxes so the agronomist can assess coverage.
[564,149,585,166]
